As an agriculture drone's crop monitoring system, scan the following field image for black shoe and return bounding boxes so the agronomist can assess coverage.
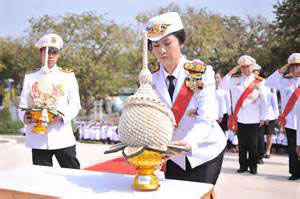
[264,154,271,159]
[237,168,247,173]
[257,159,264,165]
[250,168,257,175]
[288,175,299,180]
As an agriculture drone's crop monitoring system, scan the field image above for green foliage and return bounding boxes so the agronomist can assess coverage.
[1,2,300,113]
[0,38,39,92]
[0,120,24,134]
[137,5,274,74]
[27,12,141,114]
[274,0,300,49]
[270,0,300,69]
[0,108,24,134]
[0,108,11,121]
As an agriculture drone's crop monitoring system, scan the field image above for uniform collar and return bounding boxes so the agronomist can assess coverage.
[41,64,59,74]
[161,55,186,82]
[241,73,255,79]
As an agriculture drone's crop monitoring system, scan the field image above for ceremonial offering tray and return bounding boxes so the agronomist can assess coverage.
[30,109,55,134]
[20,61,62,134]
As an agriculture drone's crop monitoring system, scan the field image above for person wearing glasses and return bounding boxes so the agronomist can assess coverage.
[19,33,81,169]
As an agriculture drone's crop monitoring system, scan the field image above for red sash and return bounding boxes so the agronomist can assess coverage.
[278,87,300,131]
[160,82,194,173]
[171,82,194,126]
[228,79,261,132]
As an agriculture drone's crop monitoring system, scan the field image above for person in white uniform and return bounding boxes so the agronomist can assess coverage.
[215,71,231,132]
[265,53,300,180]
[145,12,226,184]
[253,64,279,164]
[19,33,81,169]
[296,101,300,162]
[220,55,267,174]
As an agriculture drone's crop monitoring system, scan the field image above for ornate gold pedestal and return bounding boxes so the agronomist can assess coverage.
[30,111,54,134]
[127,150,162,191]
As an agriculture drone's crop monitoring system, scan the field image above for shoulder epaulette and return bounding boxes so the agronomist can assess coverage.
[255,76,264,81]
[184,62,206,73]
[59,67,74,73]
[148,64,160,73]
[27,68,41,74]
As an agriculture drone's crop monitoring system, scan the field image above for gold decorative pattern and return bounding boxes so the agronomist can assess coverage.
[184,62,206,92]
[255,75,264,81]
[59,68,73,73]
[147,23,170,37]
[187,108,198,117]
[148,64,160,73]
[184,62,206,73]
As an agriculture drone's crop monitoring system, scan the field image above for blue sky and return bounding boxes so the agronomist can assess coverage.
[0,0,277,38]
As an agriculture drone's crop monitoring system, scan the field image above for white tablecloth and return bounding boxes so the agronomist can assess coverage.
[0,165,214,199]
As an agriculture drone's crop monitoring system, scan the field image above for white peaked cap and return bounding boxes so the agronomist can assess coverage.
[145,12,184,41]
[238,55,256,66]
[288,53,300,64]
[35,33,63,49]
[252,63,262,70]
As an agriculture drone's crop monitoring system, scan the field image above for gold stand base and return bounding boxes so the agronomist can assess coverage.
[133,166,160,191]
[32,125,48,135]
[30,111,53,135]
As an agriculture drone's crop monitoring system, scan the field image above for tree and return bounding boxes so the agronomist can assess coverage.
[136,4,271,74]
[27,12,141,114]
[271,0,300,66]
[0,38,39,94]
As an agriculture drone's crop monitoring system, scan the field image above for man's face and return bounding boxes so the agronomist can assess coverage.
[240,64,253,76]
[289,63,300,77]
[40,47,60,68]
[215,73,222,86]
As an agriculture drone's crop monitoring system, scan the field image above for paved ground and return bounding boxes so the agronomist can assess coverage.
[0,135,300,198]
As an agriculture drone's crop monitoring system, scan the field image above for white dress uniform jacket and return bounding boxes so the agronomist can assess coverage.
[19,65,81,150]
[151,56,226,170]
[220,74,267,123]
[265,71,299,130]
[264,87,279,121]
[216,88,231,118]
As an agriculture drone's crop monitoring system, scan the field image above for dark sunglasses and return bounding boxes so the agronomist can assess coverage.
[40,47,60,55]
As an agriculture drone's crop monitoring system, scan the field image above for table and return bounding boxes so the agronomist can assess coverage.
[0,166,215,199]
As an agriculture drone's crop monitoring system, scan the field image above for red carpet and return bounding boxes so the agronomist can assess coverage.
[84,157,137,175]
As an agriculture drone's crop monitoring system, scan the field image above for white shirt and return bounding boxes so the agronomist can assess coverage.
[220,74,267,124]
[19,65,81,149]
[264,87,279,120]
[151,56,226,170]
[216,88,231,118]
[265,70,299,130]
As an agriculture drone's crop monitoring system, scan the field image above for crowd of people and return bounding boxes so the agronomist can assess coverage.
[215,53,300,179]
[17,11,300,186]
[75,120,119,144]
